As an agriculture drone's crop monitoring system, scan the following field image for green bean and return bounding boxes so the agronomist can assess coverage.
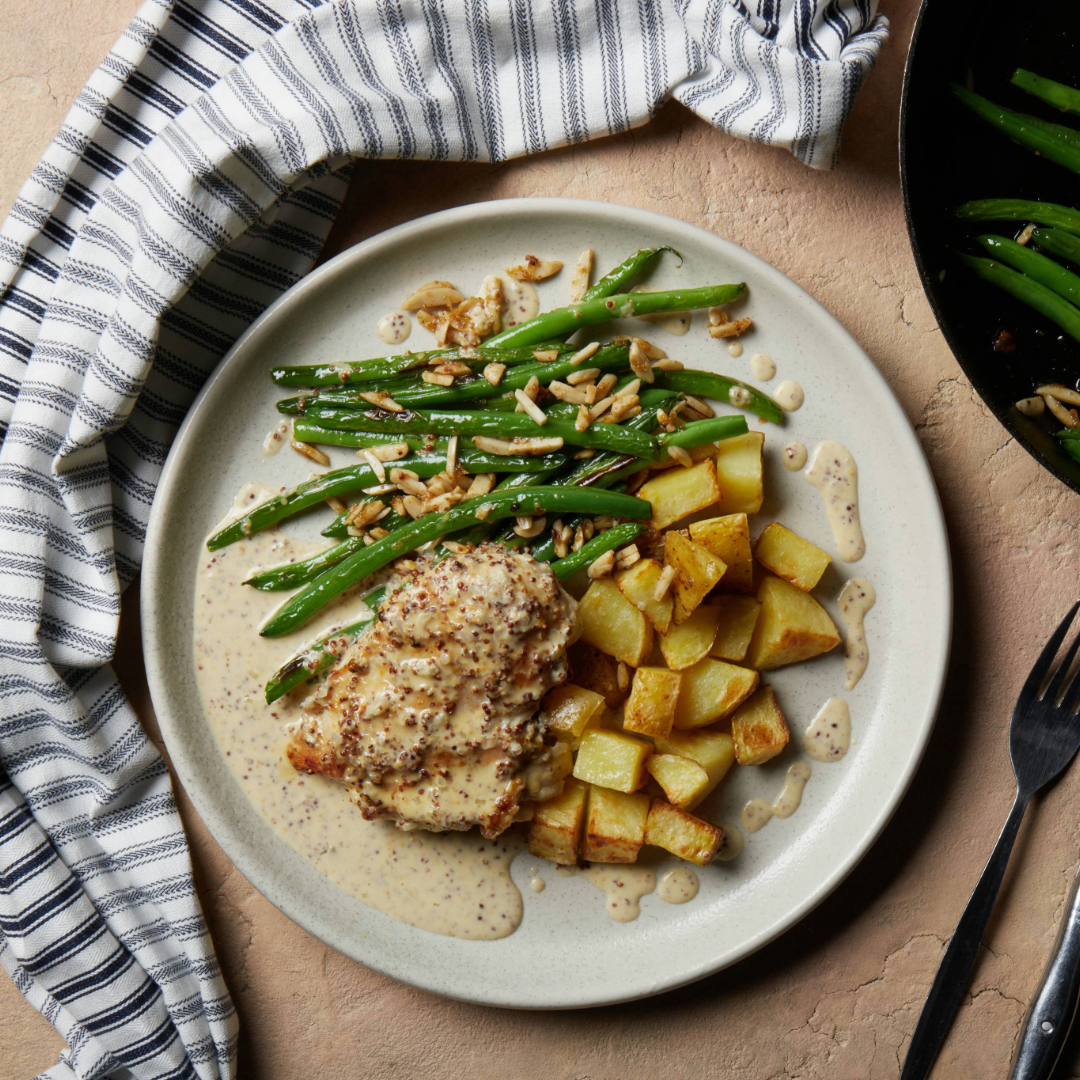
[270,343,574,388]
[976,234,1080,307]
[244,536,366,591]
[657,369,783,424]
[479,284,746,350]
[1031,227,1080,267]
[956,252,1080,344]
[322,503,411,539]
[1059,429,1080,465]
[549,522,645,580]
[1011,69,1080,117]
[276,345,630,413]
[263,587,387,703]
[955,199,1080,236]
[292,404,660,457]
[951,84,1080,173]
[260,487,652,637]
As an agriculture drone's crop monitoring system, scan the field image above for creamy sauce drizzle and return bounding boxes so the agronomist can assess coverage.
[802,698,851,762]
[560,864,656,922]
[529,875,546,893]
[503,279,539,329]
[740,762,812,833]
[805,441,864,562]
[262,419,290,456]
[750,352,776,381]
[774,380,804,411]
[657,868,699,904]
[716,823,743,861]
[727,341,744,358]
[838,577,876,688]
[376,311,411,345]
[782,442,807,471]
[193,524,527,939]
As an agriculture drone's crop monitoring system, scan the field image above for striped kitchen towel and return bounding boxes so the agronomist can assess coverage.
[0,1,888,1076]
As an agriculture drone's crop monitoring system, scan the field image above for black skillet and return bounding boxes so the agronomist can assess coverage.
[901,0,1080,493]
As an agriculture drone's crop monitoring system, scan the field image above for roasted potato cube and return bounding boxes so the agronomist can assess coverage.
[665,531,727,625]
[572,730,652,793]
[567,641,629,708]
[714,432,764,514]
[709,595,762,662]
[529,778,588,862]
[646,754,711,809]
[659,605,720,671]
[689,514,754,594]
[623,667,681,737]
[542,684,606,742]
[582,786,651,863]
[615,556,674,634]
[654,729,735,808]
[577,577,654,666]
[730,685,790,765]
[674,657,759,730]
[744,574,842,670]
[637,459,721,530]
[753,522,832,591]
[644,800,722,866]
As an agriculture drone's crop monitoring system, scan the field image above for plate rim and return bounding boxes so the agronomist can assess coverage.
[142,195,953,1008]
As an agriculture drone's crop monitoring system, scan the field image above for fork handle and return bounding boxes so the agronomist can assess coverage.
[900,791,1029,1080]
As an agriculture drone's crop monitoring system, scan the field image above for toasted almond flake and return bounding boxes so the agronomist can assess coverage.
[399,477,430,497]
[475,503,493,520]
[654,357,685,372]
[471,435,564,456]
[596,373,618,398]
[390,495,406,517]
[609,395,640,422]
[348,499,387,528]
[428,490,463,512]
[402,495,427,518]
[548,380,589,405]
[362,484,397,496]
[364,441,410,462]
[616,661,631,690]
[569,341,600,366]
[483,362,506,386]
[524,375,541,400]
[570,248,593,301]
[709,317,752,339]
[290,439,330,467]
[590,394,615,420]
[584,383,598,405]
[615,544,641,571]
[446,435,459,480]
[587,550,615,579]
[368,526,389,540]
[466,473,496,497]
[532,348,560,363]
[631,336,666,361]
[515,389,548,425]
[551,520,568,559]
[1044,394,1080,427]
[347,525,366,537]
[628,340,654,383]
[507,255,563,282]
[358,390,404,412]
[1017,222,1036,245]
[401,281,465,310]
[573,448,595,459]
[480,275,504,330]
[593,515,614,531]
[616,378,642,399]
[1015,396,1046,417]
[361,449,387,483]
[325,496,346,514]
[683,394,713,418]
[1036,383,1080,407]
[373,506,391,522]
[708,307,729,327]
[653,564,677,602]
[426,473,453,496]
[363,535,374,545]
[442,539,469,554]
[389,467,420,482]
[433,360,473,376]
[422,370,455,386]
[567,367,600,386]
[668,445,693,468]
[571,526,585,553]
[513,514,547,538]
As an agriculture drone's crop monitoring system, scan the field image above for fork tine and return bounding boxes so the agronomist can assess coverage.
[1019,600,1080,706]
[1045,618,1080,703]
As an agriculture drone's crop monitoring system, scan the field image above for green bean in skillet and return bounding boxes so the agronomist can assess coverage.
[976,235,1080,308]
[548,522,645,580]
[1011,69,1080,117]
[1031,227,1080,268]
[260,487,652,637]
[955,199,1080,236]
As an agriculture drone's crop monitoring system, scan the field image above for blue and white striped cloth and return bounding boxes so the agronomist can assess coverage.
[0,1,888,1075]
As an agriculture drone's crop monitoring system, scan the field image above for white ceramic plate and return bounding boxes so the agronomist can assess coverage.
[143,198,951,1008]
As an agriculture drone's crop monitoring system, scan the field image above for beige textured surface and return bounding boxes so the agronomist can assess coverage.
[4,0,1080,1077]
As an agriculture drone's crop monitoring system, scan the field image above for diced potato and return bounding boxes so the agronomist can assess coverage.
[689,514,754,594]
[714,432,764,514]
[744,574,842,670]
[659,605,720,671]
[623,667,681,738]
[582,786,651,863]
[542,684,606,742]
[730,685,790,765]
[529,778,588,862]
[665,531,727,625]
[577,577,654,666]
[637,459,721,530]
[673,657,759,730]
[573,730,652,793]
[709,595,762,662]
[753,522,832,591]
[644,800,723,866]
[567,641,629,708]
[646,754,711,809]
[615,557,674,634]
[654,729,735,808]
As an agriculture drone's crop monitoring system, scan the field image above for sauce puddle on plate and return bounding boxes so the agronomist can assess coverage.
[802,698,851,762]
[838,578,876,688]
[806,440,865,562]
[741,762,812,833]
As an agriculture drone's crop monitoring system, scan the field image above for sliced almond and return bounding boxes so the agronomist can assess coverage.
[472,435,564,456]
[506,255,563,282]
[291,440,330,467]
[359,390,404,413]
[483,362,506,386]
[570,248,593,301]
[401,281,464,310]
[709,317,752,339]
[569,341,600,366]
[1035,383,1080,407]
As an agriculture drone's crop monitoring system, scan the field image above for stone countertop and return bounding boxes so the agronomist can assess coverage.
[3,1,1080,1077]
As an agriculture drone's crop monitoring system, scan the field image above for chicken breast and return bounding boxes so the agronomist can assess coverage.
[287,544,577,837]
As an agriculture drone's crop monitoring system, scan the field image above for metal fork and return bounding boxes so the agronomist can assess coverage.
[901,601,1080,1079]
